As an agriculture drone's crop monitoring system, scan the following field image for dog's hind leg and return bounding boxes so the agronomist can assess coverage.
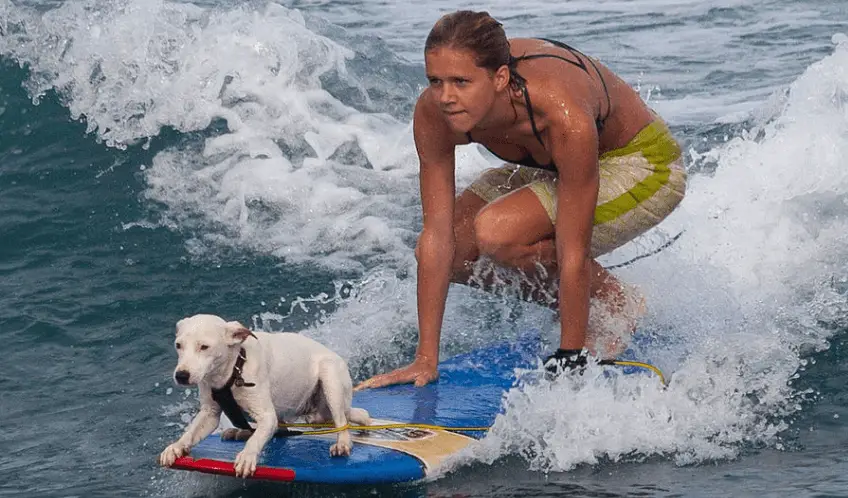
[348,407,371,426]
[221,428,254,441]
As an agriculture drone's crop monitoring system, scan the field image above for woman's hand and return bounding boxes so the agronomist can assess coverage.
[354,357,439,391]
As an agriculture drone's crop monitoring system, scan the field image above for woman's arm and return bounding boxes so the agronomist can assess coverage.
[355,94,459,390]
[413,95,458,369]
[548,105,600,352]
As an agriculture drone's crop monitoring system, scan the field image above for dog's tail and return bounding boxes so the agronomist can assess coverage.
[348,407,371,426]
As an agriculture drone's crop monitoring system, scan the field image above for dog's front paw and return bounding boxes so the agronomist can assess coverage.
[158,442,189,467]
[329,432,352,457]
[234,450,259,477]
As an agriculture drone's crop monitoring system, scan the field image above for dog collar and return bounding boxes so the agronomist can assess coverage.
[224,348,255,389]
[210,348,255,430]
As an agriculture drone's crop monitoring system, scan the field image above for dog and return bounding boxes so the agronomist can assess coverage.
[158,314,370,477]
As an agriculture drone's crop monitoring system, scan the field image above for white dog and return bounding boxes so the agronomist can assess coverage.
[158,314,370,477]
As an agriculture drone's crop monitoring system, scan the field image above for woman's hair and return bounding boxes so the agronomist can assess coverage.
[424,11,512,72]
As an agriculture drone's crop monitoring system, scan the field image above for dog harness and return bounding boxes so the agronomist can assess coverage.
[210,348,255,430]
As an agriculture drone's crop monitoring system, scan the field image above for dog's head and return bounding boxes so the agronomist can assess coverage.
[171,314,256,387]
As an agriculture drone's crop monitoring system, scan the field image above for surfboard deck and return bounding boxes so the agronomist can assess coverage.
[169,333,657,484]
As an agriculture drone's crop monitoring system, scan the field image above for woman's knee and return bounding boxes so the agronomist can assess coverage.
[414,236,422,263]
[473,209,512,261]
[414,231,478,279]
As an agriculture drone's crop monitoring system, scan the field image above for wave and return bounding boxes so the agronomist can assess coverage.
[3,0,848,474]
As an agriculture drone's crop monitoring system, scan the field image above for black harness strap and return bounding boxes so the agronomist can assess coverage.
[210,348,255,430]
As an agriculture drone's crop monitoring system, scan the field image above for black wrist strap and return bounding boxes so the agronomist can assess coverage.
[552,348,586,359]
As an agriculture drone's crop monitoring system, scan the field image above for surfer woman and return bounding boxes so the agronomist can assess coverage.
[358,10,685,389]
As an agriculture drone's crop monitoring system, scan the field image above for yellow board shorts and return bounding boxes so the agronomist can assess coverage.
[467,118,686,257]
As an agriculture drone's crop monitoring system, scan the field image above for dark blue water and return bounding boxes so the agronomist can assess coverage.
[2,0,848,496]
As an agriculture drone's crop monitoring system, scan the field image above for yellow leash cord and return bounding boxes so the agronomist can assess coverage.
[275,360,667,436]
[606,360,667,386]
[276,422,490,435]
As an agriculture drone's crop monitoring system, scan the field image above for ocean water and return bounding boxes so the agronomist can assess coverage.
[1,0,848,496]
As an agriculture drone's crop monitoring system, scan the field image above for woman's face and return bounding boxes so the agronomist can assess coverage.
[424,46,502,132]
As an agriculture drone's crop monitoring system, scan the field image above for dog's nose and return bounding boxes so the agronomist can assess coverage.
[174,370,191,385]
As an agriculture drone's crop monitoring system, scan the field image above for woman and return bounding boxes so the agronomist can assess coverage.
[357,11,685,389]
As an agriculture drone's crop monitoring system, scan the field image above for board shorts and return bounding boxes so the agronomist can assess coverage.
[467,117,686,257]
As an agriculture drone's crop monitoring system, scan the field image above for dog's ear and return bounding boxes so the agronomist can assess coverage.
[175,318,189,336]
[224,321,257,345]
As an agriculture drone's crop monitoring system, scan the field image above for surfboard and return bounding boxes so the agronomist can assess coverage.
[169,333,660,484]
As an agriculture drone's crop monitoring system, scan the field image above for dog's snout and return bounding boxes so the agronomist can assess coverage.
[174,370,191,385]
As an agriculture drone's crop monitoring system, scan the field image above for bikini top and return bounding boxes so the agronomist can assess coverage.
[466,38,612,173]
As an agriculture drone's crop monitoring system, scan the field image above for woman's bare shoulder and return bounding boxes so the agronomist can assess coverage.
[508,37,545,53]
[413,90,466,148]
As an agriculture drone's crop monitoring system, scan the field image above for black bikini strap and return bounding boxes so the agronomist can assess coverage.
[521,88,545,147]
[585,57,612,123]
[512,53,588,73]
[526,38,612,126]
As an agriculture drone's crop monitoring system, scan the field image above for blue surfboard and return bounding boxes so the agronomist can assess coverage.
[170,334,660,484]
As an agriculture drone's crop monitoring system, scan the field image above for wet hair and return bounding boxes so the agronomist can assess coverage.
[425,11,526,88]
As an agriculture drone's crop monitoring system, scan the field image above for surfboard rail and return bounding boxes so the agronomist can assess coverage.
[171,456,296,482]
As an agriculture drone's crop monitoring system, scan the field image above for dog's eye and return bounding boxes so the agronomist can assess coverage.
[175,343,182,350]
[199,345,209,351]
